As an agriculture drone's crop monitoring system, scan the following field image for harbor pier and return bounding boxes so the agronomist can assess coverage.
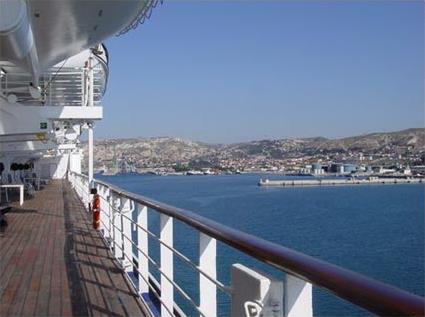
[258,177,424,187]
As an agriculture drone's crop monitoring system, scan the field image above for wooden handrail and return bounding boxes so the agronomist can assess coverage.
[71,172,425,316]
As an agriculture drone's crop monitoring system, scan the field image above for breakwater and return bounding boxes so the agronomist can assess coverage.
[258,177,424,187]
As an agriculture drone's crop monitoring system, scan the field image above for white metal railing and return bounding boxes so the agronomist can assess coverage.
[0,60,106,106]
[69,171,228,317]
[71,172,91,209]
[67,171,424,317]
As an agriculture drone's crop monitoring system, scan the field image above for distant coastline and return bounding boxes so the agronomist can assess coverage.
[86,128,425,177]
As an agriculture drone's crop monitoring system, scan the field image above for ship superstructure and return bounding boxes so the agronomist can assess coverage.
[0,0,158,182]
[0,1,423,317]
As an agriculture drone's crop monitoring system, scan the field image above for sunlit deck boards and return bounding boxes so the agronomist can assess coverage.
[0,180,148,317]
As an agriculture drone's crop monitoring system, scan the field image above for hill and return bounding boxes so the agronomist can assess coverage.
[83,128,425,171]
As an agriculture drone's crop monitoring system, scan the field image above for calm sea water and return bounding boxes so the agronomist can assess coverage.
[97,173,424,316]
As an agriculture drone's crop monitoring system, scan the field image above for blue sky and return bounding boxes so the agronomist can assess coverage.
[96,1,424,143]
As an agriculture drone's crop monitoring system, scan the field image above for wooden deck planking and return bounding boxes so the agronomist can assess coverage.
[0,207,41,315]
[0,180,148,317]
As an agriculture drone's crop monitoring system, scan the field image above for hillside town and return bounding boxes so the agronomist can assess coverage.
[83,128,425,177]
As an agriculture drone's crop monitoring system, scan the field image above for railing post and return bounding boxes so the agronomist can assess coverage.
[86,178,90,210]
[199,233,217,317]
[160,214,174,317]
[231,264,283,317]
[284,275,313,317]
[99,185,108,236]
[112,195,123,259]
[137,203,149,294]
[98,185,103,233]
[85,178,90,210]
[96,183,102,230]
[121,198,133,272]
[107,191,112,243]
[88,123,94,192]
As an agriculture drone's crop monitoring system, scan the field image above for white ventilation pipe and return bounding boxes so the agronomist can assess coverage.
[0,0,40,86]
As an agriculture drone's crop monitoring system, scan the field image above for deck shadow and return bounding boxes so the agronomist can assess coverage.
[63,186,90,317]
[62,181,147,317]
[1,180,148,317]
[8,208,38,214]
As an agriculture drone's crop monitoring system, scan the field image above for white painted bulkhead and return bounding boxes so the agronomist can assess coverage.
[35,151,83,179]
[0,0,153,183]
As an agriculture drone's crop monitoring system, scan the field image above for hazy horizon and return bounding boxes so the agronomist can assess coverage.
[94,1,424,143]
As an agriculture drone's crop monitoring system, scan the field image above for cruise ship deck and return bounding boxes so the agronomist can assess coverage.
[0,181,148,317]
